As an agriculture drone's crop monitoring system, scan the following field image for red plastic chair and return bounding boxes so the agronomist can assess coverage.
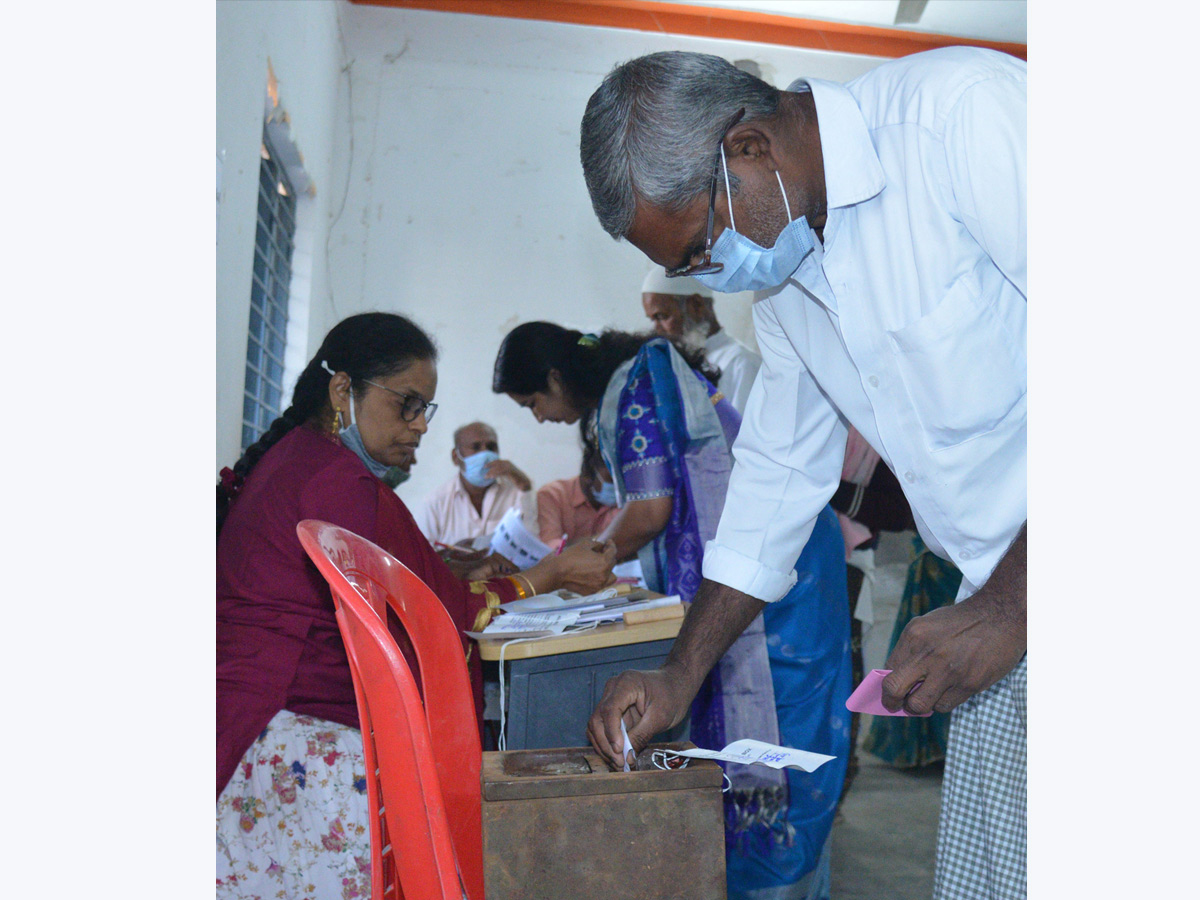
[296,520,484,900]
[335,572,467,899]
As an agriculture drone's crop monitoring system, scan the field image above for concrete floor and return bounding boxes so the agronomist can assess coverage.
[830,724,943,900]
[829,530,943,900]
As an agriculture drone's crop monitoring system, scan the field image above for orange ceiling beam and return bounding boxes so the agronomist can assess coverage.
[349,0,1027,61]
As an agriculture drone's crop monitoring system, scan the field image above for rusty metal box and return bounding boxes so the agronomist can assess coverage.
[481,743,727,900]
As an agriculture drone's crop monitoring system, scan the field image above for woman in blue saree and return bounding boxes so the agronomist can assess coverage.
[493,322,851,900]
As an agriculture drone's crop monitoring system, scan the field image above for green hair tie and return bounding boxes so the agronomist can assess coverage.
[578,333,599,348]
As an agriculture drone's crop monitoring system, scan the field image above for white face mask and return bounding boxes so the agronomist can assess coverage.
[322,361,405,484]
[693,145,816,294]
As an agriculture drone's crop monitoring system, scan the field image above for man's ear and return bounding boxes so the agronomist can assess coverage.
[726,121,779,168]
[451,447,463,468]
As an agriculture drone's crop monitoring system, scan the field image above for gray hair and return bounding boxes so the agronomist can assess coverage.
[580,51,781,239]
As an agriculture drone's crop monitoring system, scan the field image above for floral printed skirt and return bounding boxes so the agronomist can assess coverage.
[216,710,371,900]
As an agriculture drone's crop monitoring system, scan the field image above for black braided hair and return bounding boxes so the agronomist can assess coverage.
[491,321,718,472]
[217,312,438,534]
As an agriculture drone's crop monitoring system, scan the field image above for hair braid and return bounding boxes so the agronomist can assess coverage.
[217,312,438,535]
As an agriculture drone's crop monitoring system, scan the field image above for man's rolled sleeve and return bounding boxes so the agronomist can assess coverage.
[703,298,846,602]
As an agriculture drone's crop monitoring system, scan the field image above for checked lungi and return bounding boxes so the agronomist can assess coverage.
[933,656,1027,900]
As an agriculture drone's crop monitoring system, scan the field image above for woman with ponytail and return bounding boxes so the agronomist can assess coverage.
[217,312,616,899]
[494,321,852,900]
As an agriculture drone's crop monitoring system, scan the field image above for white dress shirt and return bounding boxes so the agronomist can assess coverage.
[703,47,1026,603]
[704,328,762,415]
[415,474,528,548]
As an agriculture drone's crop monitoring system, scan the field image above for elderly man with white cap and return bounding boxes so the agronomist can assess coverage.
[640,266,761,414]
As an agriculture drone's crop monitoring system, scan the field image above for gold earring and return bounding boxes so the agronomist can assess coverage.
[330,409,342,437]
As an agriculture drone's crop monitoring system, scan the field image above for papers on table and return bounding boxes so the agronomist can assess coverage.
[488,507,553,569]
[466,588,683,640]
[463,610,582,641]
[498,585,635,615]
[666,739,836,773]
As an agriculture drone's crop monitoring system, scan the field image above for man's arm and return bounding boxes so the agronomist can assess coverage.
[882,523,1026,714]
[587,577,765,768]
[587,298,843,767]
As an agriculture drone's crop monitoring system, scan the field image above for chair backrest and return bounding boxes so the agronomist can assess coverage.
[296,520,484,900]
[335,581,467,899]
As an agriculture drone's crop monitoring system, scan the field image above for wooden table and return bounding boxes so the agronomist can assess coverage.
[475,607,689,750]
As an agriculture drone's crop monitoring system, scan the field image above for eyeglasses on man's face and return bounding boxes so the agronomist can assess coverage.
[664,107,747,279]
[361,378,438,423]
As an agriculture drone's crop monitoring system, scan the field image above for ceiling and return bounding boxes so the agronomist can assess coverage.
[650,0,1026,44]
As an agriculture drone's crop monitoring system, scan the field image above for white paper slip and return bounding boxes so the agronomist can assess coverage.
[574,595,682,624]
[463,610,581,641]
[668,739,835,773]
[498,585,635,615]
[488,507,553,569]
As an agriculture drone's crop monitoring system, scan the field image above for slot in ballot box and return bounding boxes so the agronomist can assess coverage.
[481,743,727,900]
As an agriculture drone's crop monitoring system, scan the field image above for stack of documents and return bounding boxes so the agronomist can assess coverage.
[464,587,682,640]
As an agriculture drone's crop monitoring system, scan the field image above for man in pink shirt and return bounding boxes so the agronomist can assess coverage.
[537,451,619,551]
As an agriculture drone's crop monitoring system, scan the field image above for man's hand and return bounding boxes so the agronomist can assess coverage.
[485,459,532,492]
[586,579,765,768]
[882,525,1026,714]
[586,665,694,770]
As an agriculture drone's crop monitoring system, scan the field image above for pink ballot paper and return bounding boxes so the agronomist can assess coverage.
[846,669,933,717]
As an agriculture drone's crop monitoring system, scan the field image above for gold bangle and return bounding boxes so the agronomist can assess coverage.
[504,576,527,600]
[515,573,536,599]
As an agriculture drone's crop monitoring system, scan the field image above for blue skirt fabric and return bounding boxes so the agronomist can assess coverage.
[724,505,853,898]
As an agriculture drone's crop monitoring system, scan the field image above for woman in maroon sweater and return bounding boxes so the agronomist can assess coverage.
[216,313,615,899]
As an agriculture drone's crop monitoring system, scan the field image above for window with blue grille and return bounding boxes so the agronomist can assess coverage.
[241,128,297,451]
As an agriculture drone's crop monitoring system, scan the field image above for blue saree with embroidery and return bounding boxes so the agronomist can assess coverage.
[596,339,851,900]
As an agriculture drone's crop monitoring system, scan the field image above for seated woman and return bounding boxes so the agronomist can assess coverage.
[493,322,851,900]
[217,312,616,900]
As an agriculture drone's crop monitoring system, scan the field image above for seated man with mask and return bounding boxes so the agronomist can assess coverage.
[537,446,619,552]
[416,420,533,548]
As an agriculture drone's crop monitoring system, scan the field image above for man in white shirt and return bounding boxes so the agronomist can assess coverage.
[640,266,762,414]
[416,421,533,549]
[580,47,1026,899]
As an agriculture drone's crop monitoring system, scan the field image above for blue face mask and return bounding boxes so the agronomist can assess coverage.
[591,480,617,507]
[459,450,499,488]
[693,145,816,294]
[322,361,408,485]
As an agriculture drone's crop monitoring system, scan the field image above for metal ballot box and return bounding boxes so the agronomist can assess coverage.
[481,743,727,900]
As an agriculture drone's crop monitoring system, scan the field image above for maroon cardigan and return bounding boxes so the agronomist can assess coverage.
[216,426,504,796]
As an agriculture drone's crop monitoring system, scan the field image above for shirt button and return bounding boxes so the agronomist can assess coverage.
[868,375,879,387]
[960,548,974,560]
[904,471,916,483]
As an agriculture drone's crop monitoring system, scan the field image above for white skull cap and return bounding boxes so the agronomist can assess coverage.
[640,265,713,298]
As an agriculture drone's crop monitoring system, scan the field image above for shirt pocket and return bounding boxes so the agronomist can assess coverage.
[886,274,1025,453]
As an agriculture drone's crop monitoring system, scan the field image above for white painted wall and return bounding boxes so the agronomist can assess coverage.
[215,2,890,502]
[323,5,887,509]
[216,0,344,471]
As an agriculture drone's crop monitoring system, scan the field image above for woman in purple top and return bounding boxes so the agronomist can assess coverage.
[493,322,851,900]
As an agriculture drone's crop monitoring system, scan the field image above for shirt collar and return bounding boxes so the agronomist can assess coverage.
[569,477,592,509]
[787,77,885,211]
